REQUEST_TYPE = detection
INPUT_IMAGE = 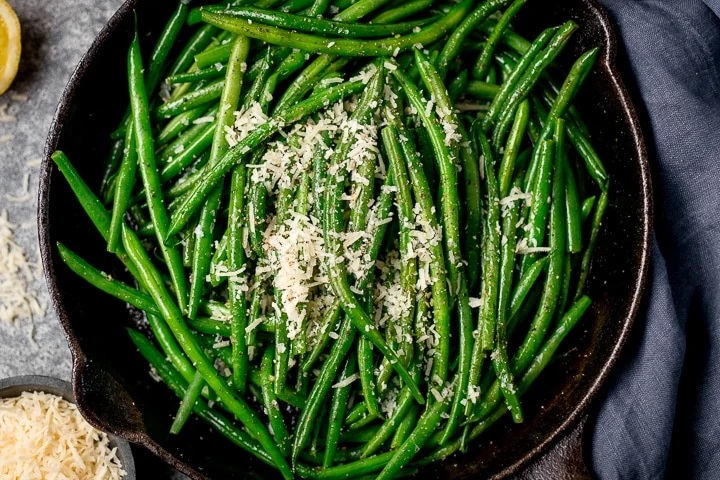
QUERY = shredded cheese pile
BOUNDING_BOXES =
[0,391,126,479]
[217,93,459,383]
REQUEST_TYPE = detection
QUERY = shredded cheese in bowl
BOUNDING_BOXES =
[0,391,127,479]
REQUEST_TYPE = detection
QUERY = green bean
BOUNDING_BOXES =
[234,0,331,115]
[228,169,250,391]
[357,337,381,418]
[201,0,472,57]
[273,54,342,115]
[167,24,219,79]
[439,275,473,442]
[247,159,268,259]
[188,317,232,337]
[457,120,482,290]
[542,49,599,143]
[56,243,160,317]
[156,79,225,120]
[272,187,293,396]
[564,150,583,253]
[99,138,124,205]
[156,104,213,147]
[207,229,228,286]
[473,0,526,81]
[435,0,511,78]
[581,195,597,223]
[279,0,314,12]
[200,5,431,37]
[157,115,212,166]
[480,26,559,133]
[182,224,198,269]
[391,402,418,449]
[160,122,216,183]
[380,124,416,365]
[523,294,593,383]
[519,139,554,272]
[556,252,573,320]
[307,0,332,15]
[492,175,524,423]
[261,345,292,456]
[334,0,391,21]
[329,0,356,11]
[486,63,499,84]
[166,64,226,85]
[324,354,357,467]
[345,402,368,426]
[297,451,395,479]
[506,257,547,335]
[144,309,196,386]
[55,154,171,389]
[448,70,468,105]
[196,43,233,70]
[465,80,500,100]
[146,1,189,95]
[302,303,342,373]
[575,185,608,300]
[566,120,608,188]
[170,370,205,434]
[167,79,366,238]
[128,29,189,312]
[120,224,292,479]
[347,410,379,431]
[476,128,501,352]
[372,0,432,24]
[498,99,530,197]
[127,330,278,468]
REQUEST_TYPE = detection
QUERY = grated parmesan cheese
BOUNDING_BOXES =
[0,104,17,122]
[0,391,126,479]
[0,210,45,325]
[332,373,359,389]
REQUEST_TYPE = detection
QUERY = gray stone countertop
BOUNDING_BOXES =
[0,0,185,477]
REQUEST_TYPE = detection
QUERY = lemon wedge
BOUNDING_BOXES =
[0,0,21,95]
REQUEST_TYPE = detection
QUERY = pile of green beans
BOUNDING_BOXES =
[52,0,609,478]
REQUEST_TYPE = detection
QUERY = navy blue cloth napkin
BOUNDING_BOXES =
[590,1,720,478]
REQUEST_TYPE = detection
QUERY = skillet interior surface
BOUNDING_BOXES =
[40,0,652,478]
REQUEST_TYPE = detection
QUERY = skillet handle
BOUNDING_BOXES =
[74,359,146,439]
[513,415,594,480]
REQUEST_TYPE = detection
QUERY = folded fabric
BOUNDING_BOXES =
[591,1,720,478]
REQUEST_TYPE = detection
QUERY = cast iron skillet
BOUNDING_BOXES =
[39,0,652,478]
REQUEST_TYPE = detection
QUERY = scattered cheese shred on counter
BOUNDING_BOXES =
[0,391,126,479]
[0,210,45,324]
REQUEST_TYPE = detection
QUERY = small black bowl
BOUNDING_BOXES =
[0,375,136,479]
[39,0,652,478]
